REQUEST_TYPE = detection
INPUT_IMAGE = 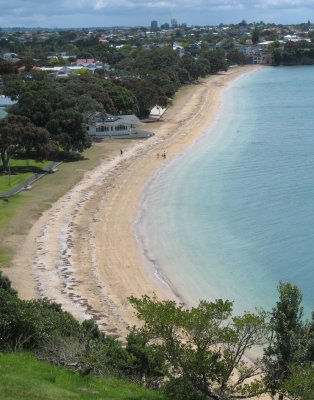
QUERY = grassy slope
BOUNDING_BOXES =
[0,352,165,400]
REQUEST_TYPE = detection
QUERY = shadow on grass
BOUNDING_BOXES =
[63,154,89,163]
[0,166,46,175]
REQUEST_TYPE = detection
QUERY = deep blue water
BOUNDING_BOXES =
[137,66,314,317]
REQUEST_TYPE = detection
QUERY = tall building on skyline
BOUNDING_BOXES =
[171,18,178,28]
[150,20,158,31]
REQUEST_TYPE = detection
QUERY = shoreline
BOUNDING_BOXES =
[9,65,262,339]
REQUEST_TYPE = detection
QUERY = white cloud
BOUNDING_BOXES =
[0,0,312,27]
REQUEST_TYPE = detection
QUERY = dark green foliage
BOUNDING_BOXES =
[11,88,76,126]
[46,109,91,152]
[273,40,314,65]
[11,88,91,154]
[282,363,314,400]
[0,287,80,351]
[62,78,116,114]
[0,114,49,171]
[201,49,228,73]
[251,26,261,45]
[0,271,17,296]
[126,327,166,385]
[93,78,139,115]
[80,333,131,377]
[164,377,207,400]
[227,49,247,65]
[262,282,306,399]
[305,311,314,361]
[123,78,167,117]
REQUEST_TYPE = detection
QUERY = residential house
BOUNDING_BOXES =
[252,51,274,65]
[0,95,18,108]
[86,114,154,139]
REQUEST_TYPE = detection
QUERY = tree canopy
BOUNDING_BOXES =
[129,295,268,400]
[0,115,49,171]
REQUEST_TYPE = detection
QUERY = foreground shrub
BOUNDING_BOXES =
[0,288,80,351]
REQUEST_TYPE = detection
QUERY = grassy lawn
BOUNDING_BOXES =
[0,159,50,194]
[0,352,165,400]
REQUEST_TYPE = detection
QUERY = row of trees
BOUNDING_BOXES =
[0,269,313,400]
[274,40,314,65]
[0,45,228,171]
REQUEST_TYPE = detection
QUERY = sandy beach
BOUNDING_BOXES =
[8,65,261,340]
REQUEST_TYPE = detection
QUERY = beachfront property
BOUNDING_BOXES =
[149,105,166,120]
[252,51,274,64]
[0,95,18,108]
[86,114,154,139]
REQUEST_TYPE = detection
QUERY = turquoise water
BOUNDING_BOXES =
[137,66,314,317]
[0,109,7,119]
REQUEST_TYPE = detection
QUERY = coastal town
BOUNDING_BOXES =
[1,16,314,400]
[1,19,314,72]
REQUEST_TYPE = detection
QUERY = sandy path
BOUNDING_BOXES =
[11,65,261,339]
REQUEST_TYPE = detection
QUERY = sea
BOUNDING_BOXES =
[136,66,314,318]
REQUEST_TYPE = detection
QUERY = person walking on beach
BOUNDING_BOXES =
[120,149,123,156]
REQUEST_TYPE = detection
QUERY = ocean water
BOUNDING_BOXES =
[0,109,7,119]
[136,66,314,317]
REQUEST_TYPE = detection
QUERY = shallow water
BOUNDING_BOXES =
[137,66,314,317]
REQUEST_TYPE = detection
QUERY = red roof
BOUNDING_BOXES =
[76,58,95,64]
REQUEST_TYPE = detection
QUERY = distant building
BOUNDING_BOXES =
[171,18,178,28]
[161,22,170,30]
[151,20,158,31]
[2,52,18,61]
[252,51,274,65]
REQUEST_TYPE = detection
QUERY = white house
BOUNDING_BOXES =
[0,95,18,108]
[86,114,154,139]
[149,105,166,120]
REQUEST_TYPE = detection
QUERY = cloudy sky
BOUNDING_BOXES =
[0,0,313,28]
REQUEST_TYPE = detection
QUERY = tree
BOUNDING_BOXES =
[94,79,139,115]
[46,109,91,153]
[124,78,167,117]
[251,27,260,45]
[282,364,314,400]
[227,49,247,65]
[0,115,49,171]
[201,49,228,74]
[262,282,305,400]
[12,88,76,126]
[129,296,268,400]
[0,60,18,75]
[63,79,116,114]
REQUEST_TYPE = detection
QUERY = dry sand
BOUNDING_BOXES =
[9,65,261,339]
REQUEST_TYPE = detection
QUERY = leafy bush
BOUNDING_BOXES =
[0,287,80,351]
[0,271,17,296]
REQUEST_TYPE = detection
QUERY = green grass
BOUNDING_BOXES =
[0,159,50,194]
[0,352,165,400]
[0,195,28,230]
[0,247,13,268]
